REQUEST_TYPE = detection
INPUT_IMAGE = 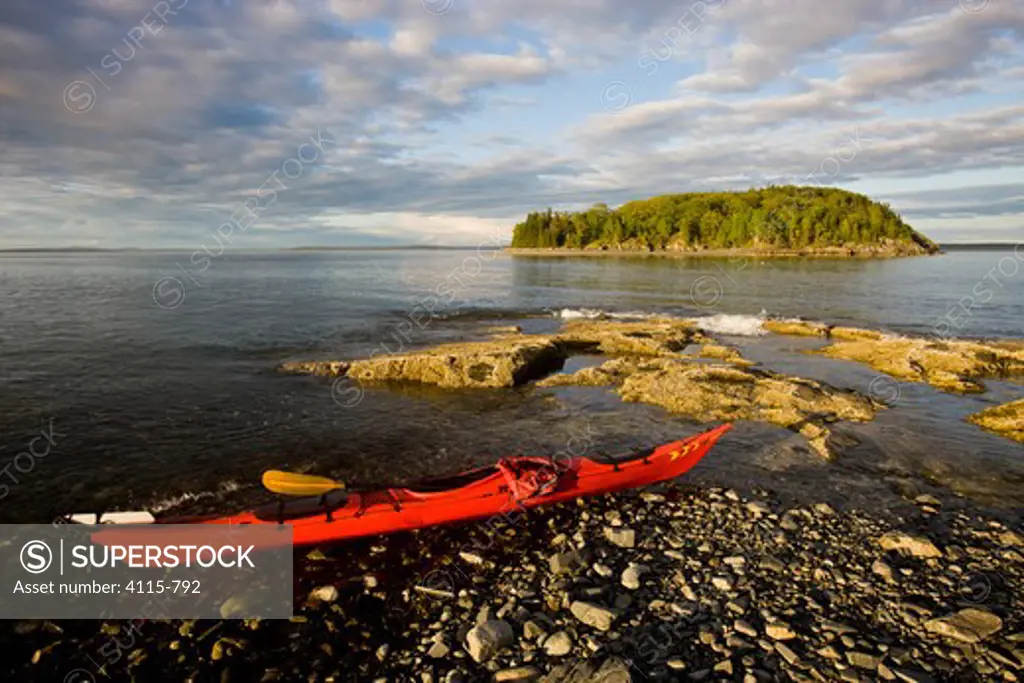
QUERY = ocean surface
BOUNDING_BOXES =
[1,248,1022,523]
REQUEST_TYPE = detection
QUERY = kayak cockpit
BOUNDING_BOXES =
[252,489,349,522]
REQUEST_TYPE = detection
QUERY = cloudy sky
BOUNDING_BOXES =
[1,0,1022,248]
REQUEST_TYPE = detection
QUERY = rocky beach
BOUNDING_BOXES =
[5,482,1022,682]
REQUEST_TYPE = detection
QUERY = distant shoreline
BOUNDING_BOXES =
[504,246,944,259]
[0,245,487,254]
[0,243,1015,254]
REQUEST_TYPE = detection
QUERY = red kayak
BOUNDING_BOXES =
[202,423,730,547]
[89,424,730,549]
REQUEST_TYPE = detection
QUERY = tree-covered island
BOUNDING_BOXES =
[510,186,940,256]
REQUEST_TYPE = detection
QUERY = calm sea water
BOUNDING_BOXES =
[1,248,1021,523]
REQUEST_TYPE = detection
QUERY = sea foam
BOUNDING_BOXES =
[693,312,768,337]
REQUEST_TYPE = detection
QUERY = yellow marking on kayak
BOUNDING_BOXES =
[669,442,698,461]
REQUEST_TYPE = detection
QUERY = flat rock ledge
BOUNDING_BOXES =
[282,337,567,389]
[968,398,1024,444]
[553,318,704,356]
[539,357,880,459]
[761,320,1024,394]
[280,320,705,390]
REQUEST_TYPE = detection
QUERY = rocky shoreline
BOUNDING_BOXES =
[505,245,939,259]
[6,315,1020,682]
[280,316,1024,450]
[6,483,1022,682]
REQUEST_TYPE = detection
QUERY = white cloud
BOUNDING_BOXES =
[0,0,1020,245]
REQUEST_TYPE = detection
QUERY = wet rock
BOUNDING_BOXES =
[488,325,523,336]
[466,620,515,663]
[278,360,350,376]
[554,318,700,356]
[570,601,620,631]
[763,320,830,337]
[877,532,942,558]
[699,344,755,367]
[830,327,884,341]
[968,398,1024,443]
[286,337,567,389]
[816,336,1024,394]
[924,608,1003,643]
[614,360,879,459]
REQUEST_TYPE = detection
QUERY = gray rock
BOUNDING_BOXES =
[846,651,881,670]
[308,585,338,602]
[775,642,800,665]
[570,601,620,631]
[539,656,632,683]
[549,551,582,575]
[460,551,485,566]
[745,501,771,517]
[621,564,649,590]
[817,645,841,660]
[872,560,895,582]
[666,658,686,670]
[820,620,857,635]
[427,640,450,659]
[604,527,636,549]
[893,668,936,683]
[923,608,1002,643]
[877,532,942,558]
[765,623,796,641]
[734,620,757,637]
[543,631,573,657]
[465,620,515,663]
[494,666,541,682]
[523,620,548,641]
[711,576,735,592]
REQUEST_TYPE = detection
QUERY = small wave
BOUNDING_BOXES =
[149,480,241,514]
[557,308,606,320]
[694,312,768,337]
[556,308,662,321]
